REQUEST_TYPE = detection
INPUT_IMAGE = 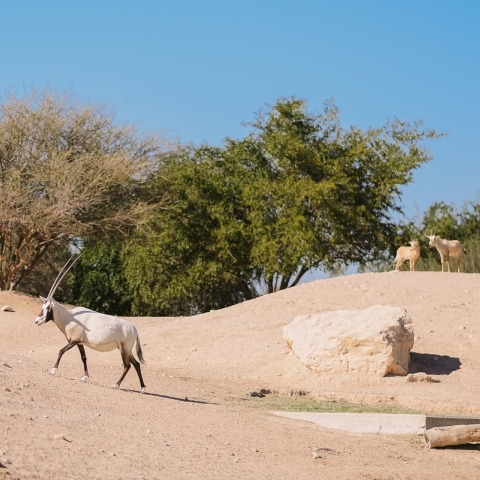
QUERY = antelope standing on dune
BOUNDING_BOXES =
[426,234,467,273]
[34,254,146,393]
[394,240,421,271]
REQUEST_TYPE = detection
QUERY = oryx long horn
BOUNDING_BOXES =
[47,252,85,301]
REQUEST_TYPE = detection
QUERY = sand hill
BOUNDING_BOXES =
[1,271,480,479]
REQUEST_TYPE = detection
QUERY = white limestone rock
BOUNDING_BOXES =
[284,305,414,377]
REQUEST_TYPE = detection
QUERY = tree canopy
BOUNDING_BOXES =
[0,87,168,290]
[100,97,442,315]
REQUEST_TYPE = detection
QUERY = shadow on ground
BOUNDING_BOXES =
[434,443,480,451]
[409,352,461,375]
[123,388,214,404]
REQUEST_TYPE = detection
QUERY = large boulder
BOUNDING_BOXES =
[283,305,414,376]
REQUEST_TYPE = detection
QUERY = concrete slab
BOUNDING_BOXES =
[425,416,480,430]
[272,411,426,435]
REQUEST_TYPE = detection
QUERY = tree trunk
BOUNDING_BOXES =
[238,279,253,301]
[424,424,480,448]
[288,265,309,288]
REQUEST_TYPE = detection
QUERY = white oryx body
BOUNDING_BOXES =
[34,254,146,393]
[427,234,467,273]
[51,303,140,354]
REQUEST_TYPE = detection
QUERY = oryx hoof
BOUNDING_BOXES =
[111,384,120,390]
[49,368,58,376]
[140,387,146,394]
[80,376,89,383]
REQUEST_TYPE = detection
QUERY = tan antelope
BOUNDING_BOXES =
[426,234,467,273]
[394,240,421,271]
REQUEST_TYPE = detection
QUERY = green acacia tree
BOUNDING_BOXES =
[421,202,459,239]
[67,98,443,315]
[121,147,253,315]
[108,97,442,315]
[231,97,441,290]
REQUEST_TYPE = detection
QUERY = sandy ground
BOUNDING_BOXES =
[1,271,480,479]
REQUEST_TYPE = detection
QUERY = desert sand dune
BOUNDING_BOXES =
[1,271,480,479]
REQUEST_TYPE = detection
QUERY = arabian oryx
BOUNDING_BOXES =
[34,253,146,393]
[394,240,421,271]
[426,234,467,273]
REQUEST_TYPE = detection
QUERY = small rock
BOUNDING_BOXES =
[249,391,265,398]
[312,449,323,459]
[405,373,440,383]
[249,388,271,398]
[1,305,14,312]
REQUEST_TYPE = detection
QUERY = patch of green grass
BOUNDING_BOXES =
[241,393,424,415]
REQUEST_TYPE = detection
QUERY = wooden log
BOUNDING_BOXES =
[424,423,480,448]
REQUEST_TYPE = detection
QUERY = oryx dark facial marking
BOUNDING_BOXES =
[35,298,54,325]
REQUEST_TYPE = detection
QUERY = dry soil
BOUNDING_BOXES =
[1,271,480,479]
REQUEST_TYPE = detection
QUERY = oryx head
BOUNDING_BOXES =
[35,297,54,325]
[34,252,84,326]
[425,233,436,246]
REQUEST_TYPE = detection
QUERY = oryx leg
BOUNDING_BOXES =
[112,348,146,394]
[112,349,131,390]
[50,341,78,375]
[130,355,146,393]
[78,344,89,382]
[446,253,451,272]
[439,253,445,272]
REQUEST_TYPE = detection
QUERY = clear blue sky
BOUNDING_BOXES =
[1,0,479,220]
